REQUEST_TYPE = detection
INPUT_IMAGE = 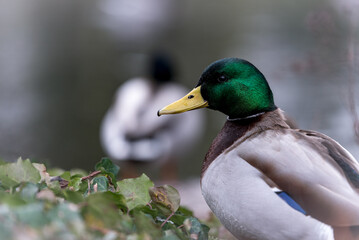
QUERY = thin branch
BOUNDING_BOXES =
[161,212,175,228]
[81,170,101,181]
[87,179,91,194]
[177,224,185,229]
[146,200,153,210]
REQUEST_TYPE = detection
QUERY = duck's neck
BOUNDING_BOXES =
[201,108,289,178]
[227,111,266,121]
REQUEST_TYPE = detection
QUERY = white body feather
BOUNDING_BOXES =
[201,148,334,240]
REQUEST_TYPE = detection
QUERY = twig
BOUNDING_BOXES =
[146,200,153,210]
[81,170,101,181]
[59,180,69,189]
[87,179,91,194]
[177,224,184,229]
[161,212,175,228]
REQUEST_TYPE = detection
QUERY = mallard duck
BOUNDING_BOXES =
[100,55,204,179]
[158,58,359,240]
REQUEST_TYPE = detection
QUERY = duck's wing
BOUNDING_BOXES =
[296,129,359,188]
[236,128,359,226]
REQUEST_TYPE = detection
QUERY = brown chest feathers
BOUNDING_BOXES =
[201,109,290,178]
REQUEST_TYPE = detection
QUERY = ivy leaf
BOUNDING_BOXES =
[82,192,127,228]
[47,179,63,197]
[161,224,188,240]
[177,206,193,217]
[0,157,215,239]
[60,171,71,181]
[0,158,41,188]
[0,191,26,207]
[92,176,108,192]
[95,158,120,177]
[161,230,182,240]
[19,182,39,201]
[183,217,209,240]
[67,177,82,191]
[95,158,120,189]
[47,203,84,231]
[69,169,87,177]
[63,190,84,204]
[83,176,109,196]
[32,163,50,184]
[149,185,180,216]
[117,174,154,211]
[133,211,162,238]
[0,206,13,239]
[169,206,195,226]
[14,202,48,228]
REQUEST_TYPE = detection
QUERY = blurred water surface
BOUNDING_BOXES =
[0,0,358,178]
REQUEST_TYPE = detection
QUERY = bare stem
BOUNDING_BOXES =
[87,179,91,194]
[81,170,101,181]
[161,212,175,228]
[146,200,153,210]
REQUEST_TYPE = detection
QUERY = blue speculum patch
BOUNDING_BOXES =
[276,191,307,215]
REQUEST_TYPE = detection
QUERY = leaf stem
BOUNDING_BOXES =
[146,200,153,209]
[87,179,91,194]
[161,212,175,228]
[81,170,101,181]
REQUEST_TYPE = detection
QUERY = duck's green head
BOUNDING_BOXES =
[158,58,277,119]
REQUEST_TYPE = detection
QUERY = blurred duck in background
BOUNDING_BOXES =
[100,54,205,180]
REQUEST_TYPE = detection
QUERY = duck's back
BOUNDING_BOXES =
[236,126,359,227]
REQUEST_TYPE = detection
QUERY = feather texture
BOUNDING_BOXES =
[201,109,359,239]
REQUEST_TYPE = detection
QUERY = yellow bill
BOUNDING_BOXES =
[158,86,208,116]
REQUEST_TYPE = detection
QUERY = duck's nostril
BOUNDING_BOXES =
[188,95,194,99]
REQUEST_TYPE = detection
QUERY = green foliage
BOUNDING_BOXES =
[95,157,120,177]
[0,158,40,188]
[0,158,211,240]
[117,173,154,211]
[149,185,181,215]
[95,157,119,188]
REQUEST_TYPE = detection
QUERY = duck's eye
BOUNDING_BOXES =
[217,75,228,82]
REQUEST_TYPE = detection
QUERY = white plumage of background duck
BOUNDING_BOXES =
[158,58,359,240]
[100,55,204,179]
